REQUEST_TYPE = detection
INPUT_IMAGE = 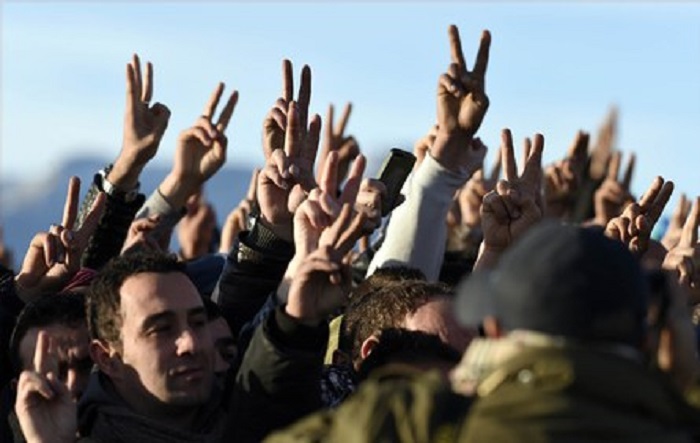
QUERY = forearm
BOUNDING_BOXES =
[79,173,145,270]
[368,153,470,280]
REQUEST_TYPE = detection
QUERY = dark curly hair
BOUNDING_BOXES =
[86,250,185,347]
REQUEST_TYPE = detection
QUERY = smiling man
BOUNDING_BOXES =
[80,251,224,442]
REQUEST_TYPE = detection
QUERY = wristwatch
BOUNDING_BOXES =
[97,165,140,203]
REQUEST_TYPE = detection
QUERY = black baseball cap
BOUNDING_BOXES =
[456,222,649,346]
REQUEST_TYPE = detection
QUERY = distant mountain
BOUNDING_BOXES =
[1,156,257,270]
[1,150,391,271]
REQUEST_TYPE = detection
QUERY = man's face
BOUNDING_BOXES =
[19,323,91,399]
[404,297,476,353]
[114,271,214,408]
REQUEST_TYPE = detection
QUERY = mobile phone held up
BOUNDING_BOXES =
[376,148,416,217]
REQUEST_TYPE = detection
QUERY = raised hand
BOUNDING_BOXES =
[121,214,164,255]
[15,331,77,443]
[177,191,218,260]
[662,197,700,303]
[293,151,365,259]
[262,59,312,160]
[432,25,490,175]
[544,130,589,219]
[605,176,674,257]
[437,25,490,140]
[593,151,636,226]
[662,194,691,251]
[285,204,366,327]
[458,138,500,230]
[15,177,106,301]
[219,168,259,253]
[258,100,321,241]
[110,54,171,189]
[480,129,544,253]
[160,82,239,209]
[315,103,360,189]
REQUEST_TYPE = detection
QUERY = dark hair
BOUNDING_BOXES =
[357,328,462,381]
[87,251,186,346]
[339,278,452,364]
[9,292,86,374]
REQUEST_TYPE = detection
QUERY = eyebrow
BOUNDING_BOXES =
[141,311,176,333]
[140,307,208,332]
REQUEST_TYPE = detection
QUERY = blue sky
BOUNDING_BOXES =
[2,2,699,202]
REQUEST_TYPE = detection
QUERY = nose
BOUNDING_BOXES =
[175,327,200,356]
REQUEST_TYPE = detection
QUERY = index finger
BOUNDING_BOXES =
[647,180,674,226]
[638,176,663,213]
[61,176,81,230]
[215,89,239,132]
[297,65,312,128]
[680,197,700,246]
[33,331,58,376]
[448,25,467,71]
[340,154,366,206]
[202,82,225,120]
[284,101,301,158]
[568,130,589,162]
[335,102,352,136]
[501,129,517,181]
[282,59,293,102]
[319,151,339,197]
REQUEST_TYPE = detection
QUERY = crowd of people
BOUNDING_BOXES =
[1,23,699,442]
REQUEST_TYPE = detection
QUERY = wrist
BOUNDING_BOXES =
[259,214,293,243]
[109,156,145,190]
[159,173,196,210]
[431,133,479,175]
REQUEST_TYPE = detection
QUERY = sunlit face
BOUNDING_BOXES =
[114,272,214,410]
[404,297,476,353]
[19,323,92,400]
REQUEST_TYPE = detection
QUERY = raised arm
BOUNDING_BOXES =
[368,25,490,280]
[78,54,170,270]
[474,129,545,270]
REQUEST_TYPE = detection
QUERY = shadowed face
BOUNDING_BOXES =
[19,322,92,400]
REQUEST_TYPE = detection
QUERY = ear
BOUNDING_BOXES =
[482,316,504,338]
[89,340,122,379]
[360,334,380,361]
